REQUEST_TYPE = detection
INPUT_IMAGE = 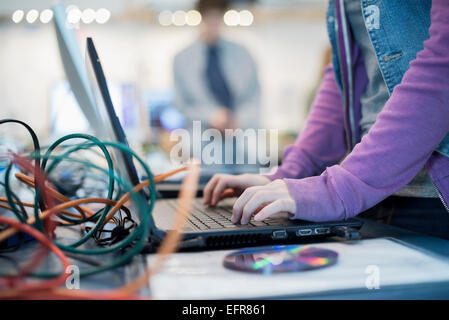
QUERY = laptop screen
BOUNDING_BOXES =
[85,37,141,189]
[52,4,102,136]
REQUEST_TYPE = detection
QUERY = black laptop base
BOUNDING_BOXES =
[143,219,363,253]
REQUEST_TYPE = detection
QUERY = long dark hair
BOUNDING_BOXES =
[195,0,230,14]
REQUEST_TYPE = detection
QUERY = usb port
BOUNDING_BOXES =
[314,227,330,235]
[296,229,313,236]
[272,230,288,239]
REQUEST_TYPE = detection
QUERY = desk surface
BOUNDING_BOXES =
[3,216,449,299]
[145,237,449,299]
[142,219,449,299]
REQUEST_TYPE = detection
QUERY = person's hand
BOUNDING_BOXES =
[203,174,271,206]
[208,107,236,131]
[231,179,296,225]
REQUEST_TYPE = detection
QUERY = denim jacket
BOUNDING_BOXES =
[325,0,449,209]
[327,0,435,147]
[268,0,449,221]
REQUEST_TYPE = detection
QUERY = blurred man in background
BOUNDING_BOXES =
[173,0,261,132]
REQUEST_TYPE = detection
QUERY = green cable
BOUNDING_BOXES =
[0,125,159,278]
[0,139,156,279]
[0,119,42,226]
[25,154,116,226]
[4,163,26,223]
[45,141,123,201]
[41,134,115,248]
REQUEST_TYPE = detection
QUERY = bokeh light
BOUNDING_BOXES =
[95,8,111,24]
[159,10,173,26]
[67,7,82,24]
[172,10,186,26]
[81,8,96,24]
[11,10,24,23]
[39,9,53,24]
[239,10,254,26]
[186,10,201,26]
[223,10,240,26]
[25,9,39,24]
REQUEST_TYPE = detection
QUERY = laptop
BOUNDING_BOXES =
[52,4,103,138]
[85,37,362,250]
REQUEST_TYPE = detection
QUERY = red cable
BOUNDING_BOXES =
[0,216,70,297]
[8,154,59,279]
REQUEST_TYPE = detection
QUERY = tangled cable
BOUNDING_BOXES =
[0,119,198,299]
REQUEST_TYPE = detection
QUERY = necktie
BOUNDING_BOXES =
[205,45,233,110]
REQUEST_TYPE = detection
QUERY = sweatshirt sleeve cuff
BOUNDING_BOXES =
[283,168,347,222]
[264,169,286,181]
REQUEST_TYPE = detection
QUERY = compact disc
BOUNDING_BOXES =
[223,245,338,274]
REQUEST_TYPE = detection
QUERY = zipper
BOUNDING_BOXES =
[335,0,357,150]
[339,0,357,149]
[431,179,449,213]
[334,15,351,149]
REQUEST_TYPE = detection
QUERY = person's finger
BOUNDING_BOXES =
[211,176,239,206]
[231,186,261,223]
[219,188,236,200]
[240,191,282,224]
[203,175,220,204]
[254,199,295,221]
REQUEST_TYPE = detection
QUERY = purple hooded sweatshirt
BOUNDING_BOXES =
[267,0,449,222]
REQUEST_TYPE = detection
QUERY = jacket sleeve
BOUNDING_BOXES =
[233,47,261,130]
[285,0,449,222]
[173,54,221,124]
[267,64,347,180]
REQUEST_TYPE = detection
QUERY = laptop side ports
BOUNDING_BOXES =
[296,229,313,236]
[271,230,288,240]
[314,227,331,235]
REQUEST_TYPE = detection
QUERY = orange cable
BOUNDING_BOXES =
[0,216,70,299]
[0,164,193,299]
[12,163,198,300]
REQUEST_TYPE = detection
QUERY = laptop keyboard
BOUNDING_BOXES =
[165,198,282,230]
